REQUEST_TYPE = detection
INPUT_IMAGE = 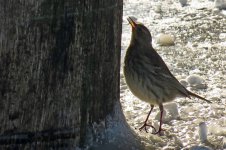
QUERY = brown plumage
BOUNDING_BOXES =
[123,17,211,134]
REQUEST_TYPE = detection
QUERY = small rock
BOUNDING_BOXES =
[192,43,198,47]
[177,62,186,67]
[156,33,175,46]
[199,122,208,143]
[186,74,207,89]
[164,102,180,118]
[210,55,218,61]
[219,33,226,40]
[154,4,162,13]
[223,137,226,149]
[214,0,226,9]
[179,0,188,6]
[212,8,221,14]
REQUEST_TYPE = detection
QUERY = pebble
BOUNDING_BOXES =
[214,0,226,9]
[179,0,188,6]
[212,8,221,14]
[164,102,180,118]
[223,137,226,149]
[199,122,208,143]
[186,74,207,89]
[154,3,162,13]
[156,33,175,46]
[210,55,218,61]
[219,33,226,40]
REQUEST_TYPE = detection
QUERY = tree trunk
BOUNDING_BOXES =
[0,0,143,149]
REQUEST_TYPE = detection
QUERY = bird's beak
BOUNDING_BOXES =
[127,17,137,29]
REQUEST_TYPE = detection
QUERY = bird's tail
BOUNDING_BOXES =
[187,90,212,103]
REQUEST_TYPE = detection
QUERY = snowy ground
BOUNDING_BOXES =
[120,0,226,149]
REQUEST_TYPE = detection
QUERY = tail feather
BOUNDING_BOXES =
[187,90,212,103]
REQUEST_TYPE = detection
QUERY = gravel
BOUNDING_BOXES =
[120,0,226,149]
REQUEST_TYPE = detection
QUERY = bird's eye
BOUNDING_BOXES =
[138,27,145,32]
[137,27,142,31]
[137,26,145,33]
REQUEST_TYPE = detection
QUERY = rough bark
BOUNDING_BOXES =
[0,0,143,149]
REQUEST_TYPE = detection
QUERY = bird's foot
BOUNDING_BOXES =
[152,128,165,135]
[139,123,156,133]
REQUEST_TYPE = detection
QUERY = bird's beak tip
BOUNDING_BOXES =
[127,17,137,28]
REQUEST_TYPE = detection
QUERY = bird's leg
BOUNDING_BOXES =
[139,104,156,133]
[153,104,165,135]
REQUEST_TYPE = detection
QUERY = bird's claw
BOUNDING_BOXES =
[152,128,165,135]
[139,123,156,133]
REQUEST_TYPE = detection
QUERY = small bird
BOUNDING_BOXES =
[123,17,211,135]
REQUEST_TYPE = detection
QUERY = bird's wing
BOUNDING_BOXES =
[140,49,190,97]
[144,51,211,103]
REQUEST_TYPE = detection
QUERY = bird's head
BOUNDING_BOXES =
[127,17,152,45]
